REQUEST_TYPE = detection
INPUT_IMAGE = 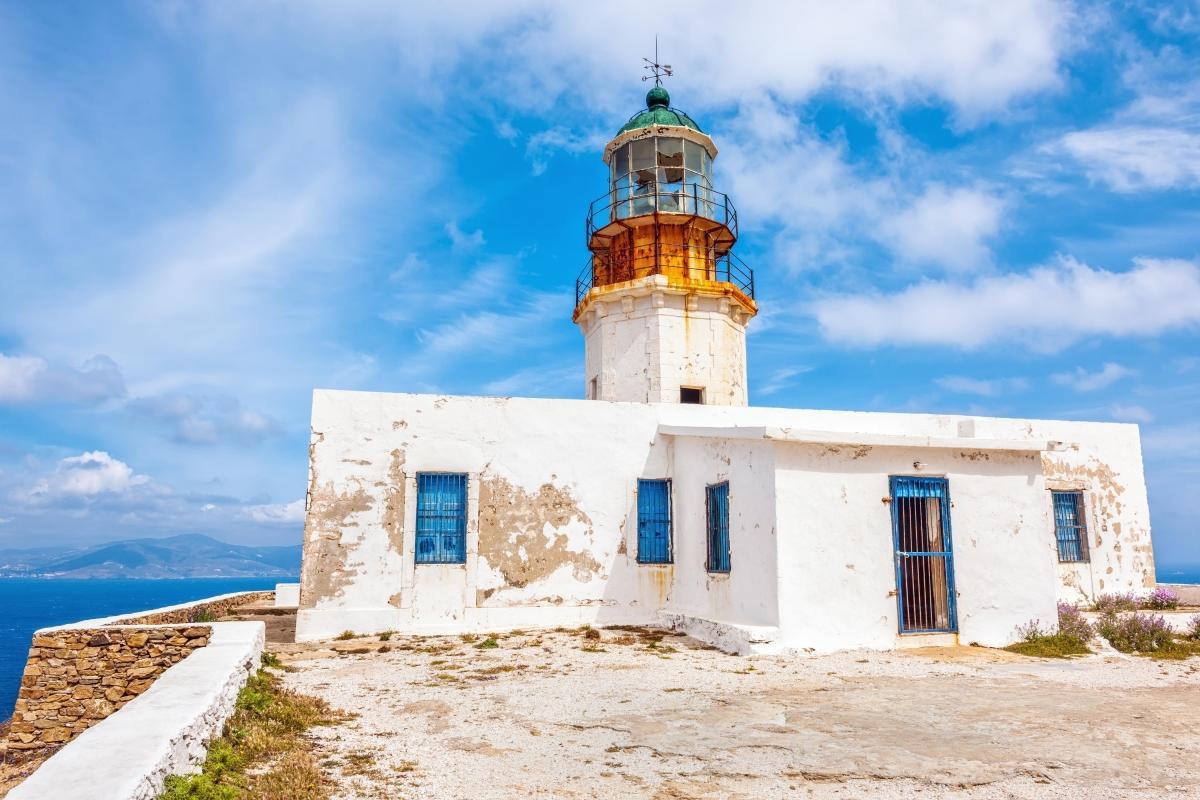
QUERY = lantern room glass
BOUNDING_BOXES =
[609,136,714,220]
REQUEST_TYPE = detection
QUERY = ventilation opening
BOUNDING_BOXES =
[589,377,598,400]
[679,387,704,404]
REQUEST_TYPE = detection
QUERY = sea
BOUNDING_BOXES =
[0,577,290,720]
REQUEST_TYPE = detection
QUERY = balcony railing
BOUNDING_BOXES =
[586,182,739,244]
[575,246,756,307]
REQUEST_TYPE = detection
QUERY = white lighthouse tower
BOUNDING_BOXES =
[573,82,757,406]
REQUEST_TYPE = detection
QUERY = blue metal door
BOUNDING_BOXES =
[636,479,672,564]
[890,476,957,633]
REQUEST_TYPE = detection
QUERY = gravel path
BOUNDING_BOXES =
[278,627,1200,799]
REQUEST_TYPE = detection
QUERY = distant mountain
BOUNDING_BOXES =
[0,534,301,579]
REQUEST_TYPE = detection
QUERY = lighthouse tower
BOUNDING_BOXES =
[573,83,757,406]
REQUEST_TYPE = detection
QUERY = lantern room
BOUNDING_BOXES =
[575,86,755,318]
[573,83,758,407]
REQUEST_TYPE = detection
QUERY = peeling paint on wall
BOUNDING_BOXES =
[300,479,373,607]
[383,448,407,559]
[1042,453,1155,589]
[477,475,602,595]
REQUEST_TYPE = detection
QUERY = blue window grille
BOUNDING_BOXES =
[706,482,730,573]
[889,476,958,634]
[415,473,467,564]
[1052,490,1089,562]
[636,479,672,564]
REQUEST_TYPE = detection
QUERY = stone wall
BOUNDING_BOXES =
[112,591,273,626]
[5,626,210,757]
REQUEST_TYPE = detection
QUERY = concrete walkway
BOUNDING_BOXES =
[279,627,1200,799]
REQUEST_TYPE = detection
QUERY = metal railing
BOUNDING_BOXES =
[586,182,739,243]
[574,245,756,306]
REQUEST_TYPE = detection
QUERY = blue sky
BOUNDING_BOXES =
[0,2,1197,570]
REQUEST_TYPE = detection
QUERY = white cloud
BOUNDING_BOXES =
[126,392,283,446]
[245,498,306,524]
[813,256,1200,349]
[445,222,485,252]
[0,354,125,406]
[525,127,608,175]
[27,451,149,499]
[935,376,1029,396]
[1110,404,1154,423]
[880,185,1005,271]
[1051,362,1134,392]
[1052,126,1200,192]
[720,98,1006,273]
[180,2,1068,119]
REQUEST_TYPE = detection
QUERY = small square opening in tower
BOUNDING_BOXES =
[679,387,704,404]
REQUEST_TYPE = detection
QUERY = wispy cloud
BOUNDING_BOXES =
[1051,362,1134,392]
[935,376,1029,396]
[0,354,125,406]
[1110,404,1154,423]
[756,366,813,398]
[813,257,1200,349]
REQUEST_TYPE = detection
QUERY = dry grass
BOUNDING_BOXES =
[1004,634,1091,659]
[158,669,351,800]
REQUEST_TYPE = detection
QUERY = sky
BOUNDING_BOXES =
[0,1,1197,570]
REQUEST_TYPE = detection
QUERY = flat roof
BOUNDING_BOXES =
[656,424,1068,453]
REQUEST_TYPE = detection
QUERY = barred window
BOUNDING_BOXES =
[1051,490,1089,563]
[415,473,467,564]
[706,482,730,573]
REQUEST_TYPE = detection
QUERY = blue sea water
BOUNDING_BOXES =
[0,578,289,720]
[1157,565,1200,585]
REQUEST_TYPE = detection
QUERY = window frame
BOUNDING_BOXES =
[414,472,468,565]
[705,481,731,573]
[1051,489,1090,563]
[636,478,673,565]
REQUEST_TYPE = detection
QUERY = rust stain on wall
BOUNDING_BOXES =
[476,475,602,597]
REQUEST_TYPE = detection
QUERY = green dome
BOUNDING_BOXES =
[617,86,704,135]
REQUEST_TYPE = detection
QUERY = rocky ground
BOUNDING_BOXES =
[277,626,1200,799]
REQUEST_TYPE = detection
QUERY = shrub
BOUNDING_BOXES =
[1187,614,1200,640]
[334,630,356,641]
[1142,587,1180,610]
[1093,592,1137,613]
[1056,602,1094,641]
[190,608,217,623]
[474,637,499,649]
[1006,603,1092,658]
[1095,611,1172,653]
[378,630,394,641]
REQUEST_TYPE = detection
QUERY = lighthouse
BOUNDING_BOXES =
[573,84,757,406]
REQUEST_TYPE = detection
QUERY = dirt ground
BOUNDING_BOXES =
[278,627,1200,800]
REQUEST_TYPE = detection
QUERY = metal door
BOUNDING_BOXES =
[890,476,957,633]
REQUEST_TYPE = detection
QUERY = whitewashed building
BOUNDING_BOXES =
[297,86,1156,653]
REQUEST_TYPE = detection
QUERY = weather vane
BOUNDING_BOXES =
[642,37,672,86]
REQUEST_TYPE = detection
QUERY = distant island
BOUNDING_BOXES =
[0,533,301,579]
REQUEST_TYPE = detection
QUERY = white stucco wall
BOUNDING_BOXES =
[298,391,1154,652]
[579,277,751,405]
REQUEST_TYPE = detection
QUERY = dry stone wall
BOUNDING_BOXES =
[112,591,272,625]
[6,626,211,757]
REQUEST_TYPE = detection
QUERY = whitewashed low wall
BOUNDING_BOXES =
[8,599,265,800]
[274,582,300,606]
